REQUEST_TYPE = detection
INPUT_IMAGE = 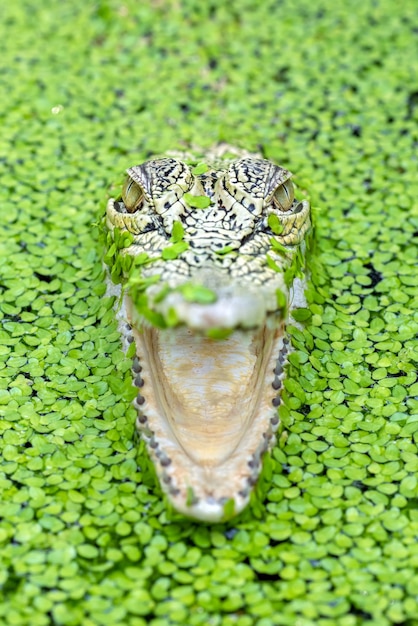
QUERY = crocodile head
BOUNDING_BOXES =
[104,145,311,521]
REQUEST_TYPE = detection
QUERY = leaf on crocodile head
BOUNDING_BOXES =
[138,303,167,328]
[266,254,283,273]
[165,307,179,327]
[205,327,234,340]
[179,283,217,304]
[192,163,209,175]
[119,231,135,249]
[128,275,161,291]
[269,237,288,256]
[134,252,157,267]
[171,220,185,243]
[161,241,189,260]
[215,245,236,256]
[183,193,211,209]
[153,284,172,304]
[112,227,134,250]
[276,288,288,316]
[267,213,283,235]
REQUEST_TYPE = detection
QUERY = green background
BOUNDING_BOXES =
[1,1,417,624]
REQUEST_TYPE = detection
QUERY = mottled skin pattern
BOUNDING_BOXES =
[106,147,310,319]
[105,145,311,521]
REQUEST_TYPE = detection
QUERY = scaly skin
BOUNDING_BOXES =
[103,144,311,522]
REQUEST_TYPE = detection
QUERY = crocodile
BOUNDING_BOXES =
[103,144,311,522]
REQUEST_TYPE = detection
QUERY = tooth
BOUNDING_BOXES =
[132,357,141,373]
[136,394,145,406]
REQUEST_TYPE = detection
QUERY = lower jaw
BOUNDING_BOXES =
[124,297,289,522]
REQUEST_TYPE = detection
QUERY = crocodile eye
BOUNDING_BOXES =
[122,176,144,213]
[273,179,294,211]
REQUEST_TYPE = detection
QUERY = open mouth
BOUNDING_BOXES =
[119,295,290,522]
